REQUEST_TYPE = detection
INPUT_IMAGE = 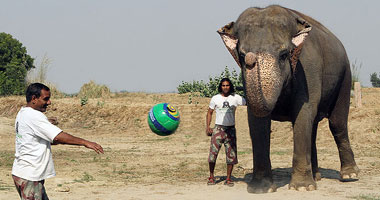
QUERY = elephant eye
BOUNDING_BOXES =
[279,50,289,61]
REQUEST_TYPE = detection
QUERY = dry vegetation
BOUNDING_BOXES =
[0,88,379,200]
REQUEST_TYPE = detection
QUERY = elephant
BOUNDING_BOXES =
[217,5,359,193]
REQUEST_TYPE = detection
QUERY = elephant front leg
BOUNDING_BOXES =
[247,112,276,193]
[311,121,321,181]
[289,106,317,191]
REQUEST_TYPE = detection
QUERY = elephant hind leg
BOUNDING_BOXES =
[328,67,359,181]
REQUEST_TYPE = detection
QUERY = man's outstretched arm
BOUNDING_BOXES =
[53,132,104,154]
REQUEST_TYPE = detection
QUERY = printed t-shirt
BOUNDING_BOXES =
[209,93,246,126]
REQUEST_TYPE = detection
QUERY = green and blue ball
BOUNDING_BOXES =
[147,103,180,136]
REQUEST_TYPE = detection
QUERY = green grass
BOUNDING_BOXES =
[0,151,14,167]
[0,184,13,191]
[73,172,95,183]
[271,150,288,156]
[351,194,380,200]
[155,137,170,142]
[238,150,251,155]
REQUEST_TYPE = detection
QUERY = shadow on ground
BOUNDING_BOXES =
[230,167,342,188]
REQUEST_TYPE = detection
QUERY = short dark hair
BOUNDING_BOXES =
[218,78,235,94]
[26,83,50,102]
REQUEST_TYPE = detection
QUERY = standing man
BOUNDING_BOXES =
[206,78,246,187]
[12,83,104,200]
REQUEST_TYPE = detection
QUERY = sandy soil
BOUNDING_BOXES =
[0,89,380,200]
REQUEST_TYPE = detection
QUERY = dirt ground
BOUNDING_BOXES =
[0,88,380,200]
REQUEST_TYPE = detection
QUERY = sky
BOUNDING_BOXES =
[1,0,379,93]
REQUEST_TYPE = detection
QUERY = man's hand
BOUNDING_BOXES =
[206,108,214,136]
[206,127,213,136]
[84,141,104,154]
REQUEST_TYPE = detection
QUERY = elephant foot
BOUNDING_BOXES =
[289,174,317,191]
[313,171,321,181]
[340,165,359,182]
[247,177,276,193]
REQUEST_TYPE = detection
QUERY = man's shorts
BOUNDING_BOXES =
[208,125,238,165]
[12,175,49,200]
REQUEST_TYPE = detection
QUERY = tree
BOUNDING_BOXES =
[0,32,35,95]
[177,66,244,98]
[370,72,380,87]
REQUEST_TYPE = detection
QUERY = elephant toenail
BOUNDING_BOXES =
[297,186,307,191]
[342,174,350,179]
[308,185,316,191]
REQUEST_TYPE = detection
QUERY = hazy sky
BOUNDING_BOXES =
[1,0,379,93]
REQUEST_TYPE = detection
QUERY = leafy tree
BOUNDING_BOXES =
[177,66,244,98]
[0,32,35,95]
[370,72,380,87]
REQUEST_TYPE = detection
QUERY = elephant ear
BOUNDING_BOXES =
[290,18,312,73]
[217,22,241,68]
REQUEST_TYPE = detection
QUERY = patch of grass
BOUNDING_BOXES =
[351,193,380,200]
[112,164,135,175]
[194,166,208,179]
[271,150,288,156]
[134,118,142,128]
[73,172,95,183]
[92,156,111,167]
[358,148,380,157]
[0,151,14,167]
[151,95,161,103]
[155,137,170,142]
[0,184,13,191]
[97,100,105,107]
[178,161,188,168]
[80,95,88,106]
[238,150,251,155]
[67,158,77,163]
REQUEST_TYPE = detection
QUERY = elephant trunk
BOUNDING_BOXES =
[244,52,283,117]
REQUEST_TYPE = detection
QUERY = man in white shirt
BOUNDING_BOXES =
[206,78,246,187]
[12,83,104,200]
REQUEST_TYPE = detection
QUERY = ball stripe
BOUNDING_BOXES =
[148,107,171,134]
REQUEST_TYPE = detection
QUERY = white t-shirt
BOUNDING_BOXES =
[209,93,246,126]
[12,107,62,181]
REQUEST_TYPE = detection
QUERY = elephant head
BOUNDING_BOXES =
[218,7,312,117]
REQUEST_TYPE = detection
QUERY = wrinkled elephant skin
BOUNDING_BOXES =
[218,5,359,193]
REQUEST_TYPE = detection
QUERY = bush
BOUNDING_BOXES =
[177,66,244,98]
[78,80,111,98]
[350,59,362,89]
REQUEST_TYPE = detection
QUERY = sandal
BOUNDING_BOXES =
[207,177,216,185]
[224,178,234,187]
